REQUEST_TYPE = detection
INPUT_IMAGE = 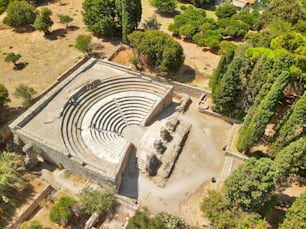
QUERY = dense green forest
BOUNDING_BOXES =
[206,0,305,228]
[210,0,305,153]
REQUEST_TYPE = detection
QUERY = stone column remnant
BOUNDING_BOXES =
[23,143,39,169]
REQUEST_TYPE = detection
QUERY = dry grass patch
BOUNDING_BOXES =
[0,0,118,108]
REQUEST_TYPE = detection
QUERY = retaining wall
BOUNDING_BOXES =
[9,185,54,228]
[14,128,117,191]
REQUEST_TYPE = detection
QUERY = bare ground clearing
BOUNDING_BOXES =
[1,0,219,109]
[0,0,119,108]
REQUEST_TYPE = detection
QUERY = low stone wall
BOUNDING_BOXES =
[101,59,209,97]
[200,109,242,125]
[108,44,129,61]
[225,124,248,161]
[114,194,138,211]
[9,185,54,228]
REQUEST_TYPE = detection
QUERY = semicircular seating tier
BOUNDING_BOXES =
[60,76,169,168]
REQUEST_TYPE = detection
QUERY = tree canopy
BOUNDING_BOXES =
[82,0,141,41]
[201,190,266,229]
[4,0,36,28]
[274,137,306,180]
[0,152,25,210]
[80,188,114,215]
[151,0,176,14]
[75,34,92,55]
[271,90,306,154]
[215,4,237,18]
[126,210,188,229]
[14,84,36,108]
[224,157,276,212]
[279,191,306,229]
[262,0,305,25]
[128,30,184,72]
[237,71,290,151]
[49,196,76,225]
[0,84,10,110]
[34,7,53,35]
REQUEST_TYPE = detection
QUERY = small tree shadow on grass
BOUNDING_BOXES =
[155,9,181,18]
[13,62,28,70]
[169,64,196,83]
[14,26,35,34]
[67,25,80,31]
[45,28,67,40]
[0,106,25,126]
[0,183,35,227]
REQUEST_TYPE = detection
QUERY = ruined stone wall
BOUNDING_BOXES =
[14,129,118,191]
[143,87,173,126]
[9,185,54,228]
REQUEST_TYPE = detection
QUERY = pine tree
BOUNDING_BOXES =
[224,157,276,212]
[274,137,306,180]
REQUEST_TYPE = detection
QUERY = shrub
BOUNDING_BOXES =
[151,0,176,13]
[0,84,10,109]
[13,84,36,108]
[75,34,92,55]
[80,188,113,215]
[4,0,36,28]
[59,14,73,29]
[34,7,53,35]
[49,196,76,225]
[128,30,184,72]
[215,4,237,18]
[4,52,21,66]
[20,220,42,229]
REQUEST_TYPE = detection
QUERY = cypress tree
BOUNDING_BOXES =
[237,71,290,151]
[238,54,294,151]
[211,49,234,101]
[271,91,306,154]
[213,55,248,115]
[120,0,142,43]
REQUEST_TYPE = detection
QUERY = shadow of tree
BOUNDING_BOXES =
[13,62,28,71]
[155,9,181,18]
[0,183,35,227]
[0,106,25,126]
[67,25,80,31]
[45,28,67,40]
[13,26,35,34]
[170,64,196,83]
